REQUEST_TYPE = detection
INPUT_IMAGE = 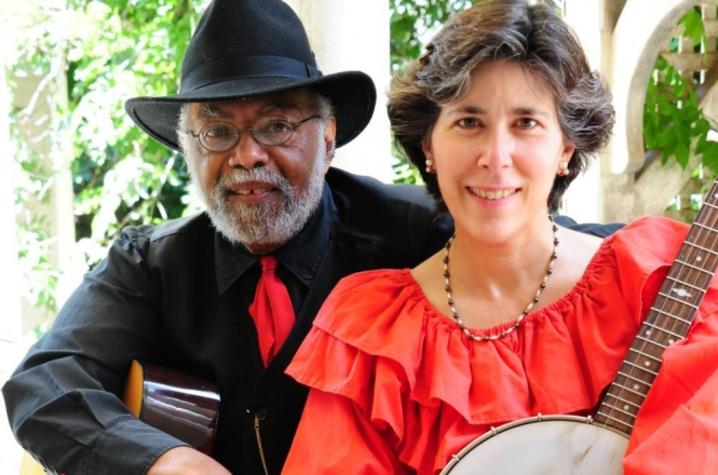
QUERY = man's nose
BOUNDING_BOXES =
[227,132,270,169]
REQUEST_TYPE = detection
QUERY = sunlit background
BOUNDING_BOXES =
[2,0,718,472]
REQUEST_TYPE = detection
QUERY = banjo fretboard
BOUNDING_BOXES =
[594,179,718,435]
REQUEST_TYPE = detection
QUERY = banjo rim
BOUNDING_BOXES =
[441,414,629,474]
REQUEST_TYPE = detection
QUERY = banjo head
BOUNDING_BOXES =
[441,415,628,475]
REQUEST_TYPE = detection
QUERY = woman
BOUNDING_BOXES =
[282,1,718,473]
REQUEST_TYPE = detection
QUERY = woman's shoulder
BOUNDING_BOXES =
[287,268,431,403]
[607,216,689,271]
[312,268,427,338]
[318,268,418,312]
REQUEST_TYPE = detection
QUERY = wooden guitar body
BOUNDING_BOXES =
[23,360,221,473]
[441,415,627,475]
[123,360,221,455]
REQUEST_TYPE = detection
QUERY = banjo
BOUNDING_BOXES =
[442,181,718,475]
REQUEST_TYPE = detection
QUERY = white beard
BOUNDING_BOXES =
[189,152,327,251]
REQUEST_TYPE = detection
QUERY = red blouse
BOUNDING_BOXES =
[283,217,718,474]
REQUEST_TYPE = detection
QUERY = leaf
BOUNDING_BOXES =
[701,142,718,173]
[678,7,704,48]
[674,140,691,169]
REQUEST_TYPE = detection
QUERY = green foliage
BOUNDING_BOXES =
[11,0,205,271]
[644,8,718,175]
[63,0,203,263]
[9,0,206,313]
[678,7,705,48]
[389,0,473,74]
[13,140,62,313]
[643,56,707,169]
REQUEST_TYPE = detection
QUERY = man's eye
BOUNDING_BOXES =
[204,124,232,138]
[263,120,292,134]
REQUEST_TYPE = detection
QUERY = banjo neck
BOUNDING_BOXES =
[594,179,718,436]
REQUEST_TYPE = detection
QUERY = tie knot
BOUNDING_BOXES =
[259,255,278,272]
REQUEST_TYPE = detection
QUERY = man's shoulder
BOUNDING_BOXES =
[115,212,213,250]
[326,167,434,210]
[147,212,211,242]
[326,167,450,250]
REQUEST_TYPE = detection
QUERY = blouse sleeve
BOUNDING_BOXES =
[623,305,718,474]
[282,389,408,474]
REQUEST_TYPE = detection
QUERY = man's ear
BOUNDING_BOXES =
[323,116,337,171]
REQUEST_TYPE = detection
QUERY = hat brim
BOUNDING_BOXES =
[125,71,376,151]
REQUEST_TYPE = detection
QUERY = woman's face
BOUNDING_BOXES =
[423,60,575,245]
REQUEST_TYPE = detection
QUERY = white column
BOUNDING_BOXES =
[562,0,605,222]
[0,30,25,475]
[0,20,23,355]
[287,0,393,182]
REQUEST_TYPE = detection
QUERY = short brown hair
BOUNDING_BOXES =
[388,0,615,212]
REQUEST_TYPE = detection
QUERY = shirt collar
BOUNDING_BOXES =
[214,183,336,294]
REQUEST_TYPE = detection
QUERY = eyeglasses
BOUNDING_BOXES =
[188,114,323,152]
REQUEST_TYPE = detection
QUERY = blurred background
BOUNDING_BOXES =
[2,0,718,472]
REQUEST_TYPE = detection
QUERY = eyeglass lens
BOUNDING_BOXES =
[198,116,319,152]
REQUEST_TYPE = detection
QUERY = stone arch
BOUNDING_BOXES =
[603,0,718,221]
[611,0,717,174]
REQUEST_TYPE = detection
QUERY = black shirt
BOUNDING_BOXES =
[3,168,451,475]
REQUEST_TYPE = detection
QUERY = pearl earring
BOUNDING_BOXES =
[425,159,434,173]
[558,161,569,176]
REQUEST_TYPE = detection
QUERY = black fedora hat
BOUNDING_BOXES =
[125,0,376,151]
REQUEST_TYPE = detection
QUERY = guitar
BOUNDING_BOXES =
[21,360,220,474]
[123,359,221,455]
[441,181,718,474]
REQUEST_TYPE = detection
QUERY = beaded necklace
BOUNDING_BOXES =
[442,216,559,342]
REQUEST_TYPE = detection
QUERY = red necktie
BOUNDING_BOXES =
[248,256,296,367]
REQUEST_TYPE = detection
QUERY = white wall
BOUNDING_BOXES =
[562,0,605,222]
[286,0,394,182]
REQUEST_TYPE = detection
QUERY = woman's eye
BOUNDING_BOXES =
[516,118,538,129]
[457,117,480,128]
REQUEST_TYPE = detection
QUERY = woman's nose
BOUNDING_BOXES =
[476,128,512,170]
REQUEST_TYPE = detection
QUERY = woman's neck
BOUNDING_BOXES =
[450,216,555,291]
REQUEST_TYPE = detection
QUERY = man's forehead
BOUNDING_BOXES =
[190,89,316,117]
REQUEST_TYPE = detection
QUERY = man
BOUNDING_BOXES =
[3,1,451,474]
[3,1,619,474]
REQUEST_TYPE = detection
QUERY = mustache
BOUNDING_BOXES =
[217,167,291,191]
